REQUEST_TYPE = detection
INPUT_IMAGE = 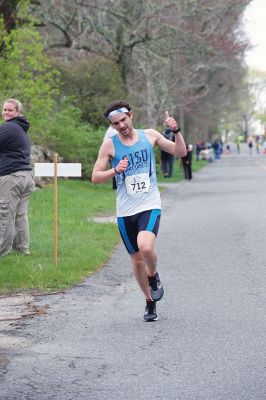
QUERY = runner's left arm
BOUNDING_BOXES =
[150,111,187,157]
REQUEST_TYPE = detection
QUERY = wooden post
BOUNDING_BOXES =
[53,153,58,268]
[34,159,82,268]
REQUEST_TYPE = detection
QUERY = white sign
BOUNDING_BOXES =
[34,163,82,177]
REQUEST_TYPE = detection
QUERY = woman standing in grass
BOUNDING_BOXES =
[92,100,186,322]
[0,99,35,256]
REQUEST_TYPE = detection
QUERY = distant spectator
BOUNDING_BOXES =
[225,144,231,155]
[247,138,253,155]
[195,141,203,161]
[255,136,260,154]
[181,144,193,180]
[213,139,222,160]
[160,128,175,177]
[236,136,241,154]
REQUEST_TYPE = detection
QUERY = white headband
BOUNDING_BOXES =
[107,107,129,121]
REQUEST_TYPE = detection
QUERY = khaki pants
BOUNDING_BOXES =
[0,171,35,256]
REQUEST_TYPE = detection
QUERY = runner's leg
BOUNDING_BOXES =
[130,251,151,299]
[137,230,157,277]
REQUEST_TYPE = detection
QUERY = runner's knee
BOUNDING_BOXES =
[138,242,154,258]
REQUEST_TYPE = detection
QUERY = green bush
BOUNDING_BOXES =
[43,100,105,179]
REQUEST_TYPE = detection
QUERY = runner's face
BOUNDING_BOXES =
[2,102,19,121]
[110,112,133,136]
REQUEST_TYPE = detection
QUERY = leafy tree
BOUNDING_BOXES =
[0,9,109,177]
[0,18,59,141]
[247,69,266,132]
[0,0,21,32]
[57,57,126,126]
[30,0,251,142]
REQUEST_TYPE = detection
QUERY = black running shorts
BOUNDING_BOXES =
[117,209,161,254]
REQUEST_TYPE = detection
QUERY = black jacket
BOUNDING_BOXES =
[0,116,32,176]
[160,128,175,161]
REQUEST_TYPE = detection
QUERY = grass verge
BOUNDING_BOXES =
[0,180,118,294]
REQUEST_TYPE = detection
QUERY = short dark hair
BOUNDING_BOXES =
[104,100,131,119]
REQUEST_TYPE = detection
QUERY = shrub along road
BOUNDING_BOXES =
[1,146,266,400]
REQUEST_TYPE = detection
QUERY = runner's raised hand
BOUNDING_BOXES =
[164,110,179,131]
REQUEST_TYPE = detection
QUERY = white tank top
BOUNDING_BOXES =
[111,129,161,217]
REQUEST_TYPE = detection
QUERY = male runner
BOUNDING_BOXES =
[92,100,186,321]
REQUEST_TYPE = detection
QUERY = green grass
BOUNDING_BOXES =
[0,180,119,294]
[0,158,207,295]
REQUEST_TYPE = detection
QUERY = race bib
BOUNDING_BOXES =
[125,173,150,195]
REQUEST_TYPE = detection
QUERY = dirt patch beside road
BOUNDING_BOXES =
[0,294,48,363]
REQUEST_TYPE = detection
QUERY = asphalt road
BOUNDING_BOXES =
[1,146,266,400]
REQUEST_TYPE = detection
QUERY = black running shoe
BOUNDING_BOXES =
[148,272,164,302]
[143,301,157,322]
